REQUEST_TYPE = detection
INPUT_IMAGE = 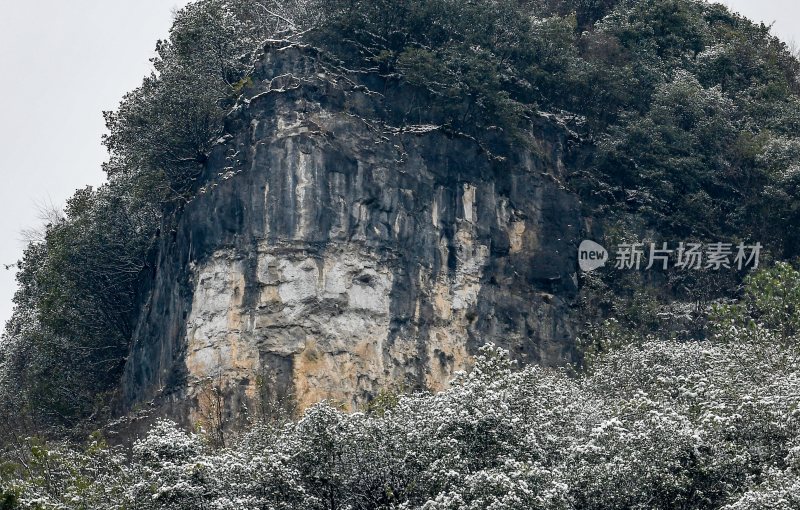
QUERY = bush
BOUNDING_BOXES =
[2,330,800,509]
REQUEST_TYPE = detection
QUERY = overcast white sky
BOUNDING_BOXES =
[0,1,797,330]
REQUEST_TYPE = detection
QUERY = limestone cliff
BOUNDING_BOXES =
[120,41,585,424]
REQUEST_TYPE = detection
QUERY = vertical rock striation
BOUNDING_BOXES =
[121,41,584,424]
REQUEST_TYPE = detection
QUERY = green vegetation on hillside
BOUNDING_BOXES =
[0,0,798,463]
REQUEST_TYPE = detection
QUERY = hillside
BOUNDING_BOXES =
[1,0,800,508]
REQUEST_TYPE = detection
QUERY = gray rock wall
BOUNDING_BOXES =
[120,43,585,424]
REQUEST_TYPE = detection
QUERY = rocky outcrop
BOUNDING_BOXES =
[120,41,584,425]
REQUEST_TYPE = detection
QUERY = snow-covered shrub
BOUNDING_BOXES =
[3,333,800,509]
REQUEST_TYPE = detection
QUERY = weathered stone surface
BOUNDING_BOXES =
[120,42,584,425]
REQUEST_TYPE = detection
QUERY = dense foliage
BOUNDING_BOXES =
[3,263,800,509]
[0,178,158,431]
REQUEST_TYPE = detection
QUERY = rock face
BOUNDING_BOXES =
[120,42,584,424]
